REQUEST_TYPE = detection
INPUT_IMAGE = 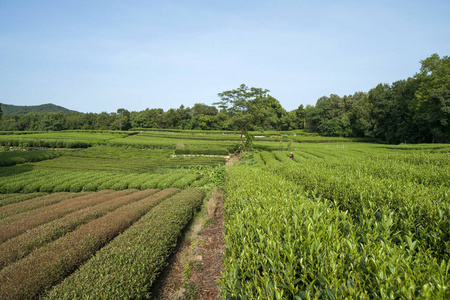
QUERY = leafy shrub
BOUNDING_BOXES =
[0,189,180,299]
[44,188,205,299]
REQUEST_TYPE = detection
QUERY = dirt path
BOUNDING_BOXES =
[152,155,239,299]
[151,189,225,300]
[225,153,240,166]
[190,191,225,299]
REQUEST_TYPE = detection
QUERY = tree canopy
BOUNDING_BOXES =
[0,54,448,144]
[214,84,271,149]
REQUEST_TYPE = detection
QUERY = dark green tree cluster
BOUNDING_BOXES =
[0,95,293,133]
[0,54,448,143]
[305,92,371,138]
[304,54,449,143]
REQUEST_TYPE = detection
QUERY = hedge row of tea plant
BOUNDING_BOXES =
[0,192,85,219]
[0,188,180,300]
[0,167,208,193]
[33,146,227,172]
[0,137,89,149]
[0,193,53,208]
[221,165,449,299]
[0,190,117,243]
[260,150,450,260]
[174,145,231,155]
[0,150,63,167]
[44,187,205,299]
[0,189,157,270]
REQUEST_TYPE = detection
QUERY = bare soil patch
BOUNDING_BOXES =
[225,153,240,166]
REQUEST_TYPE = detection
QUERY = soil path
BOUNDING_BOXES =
[191,192,225,299]
[225,153,240,166]
[152,154,239,299]
[152,190,225,299]
[152,155,240,300]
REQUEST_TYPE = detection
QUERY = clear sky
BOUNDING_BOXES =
[1,0,449,113]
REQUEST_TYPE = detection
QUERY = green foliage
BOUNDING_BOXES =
[214,84,282,148]
[44,188,205,299]
[0,193,47,208]
[0,190,157,270]
[239,152,258,166]
[0,150,62,167]
[0,189,180,299]
[221,144,450,299]
[211,165,226,187]
[174,145,231,155]
[0,145,228,193]
[244,131,254,150]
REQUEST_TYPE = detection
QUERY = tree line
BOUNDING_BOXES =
[0,54,448,143]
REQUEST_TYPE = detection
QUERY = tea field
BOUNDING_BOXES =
[221,143,450,299]
[1,130,449,298]
[0,131,223,298]
[0,188,205,299]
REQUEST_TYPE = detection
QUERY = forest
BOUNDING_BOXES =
[0,54,448,144]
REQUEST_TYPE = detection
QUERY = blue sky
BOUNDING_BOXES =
[1,0,449,113]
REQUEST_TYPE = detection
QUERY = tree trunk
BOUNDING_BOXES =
[240,128,245,151]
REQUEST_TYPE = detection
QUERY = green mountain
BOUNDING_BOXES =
[0,103,77,115]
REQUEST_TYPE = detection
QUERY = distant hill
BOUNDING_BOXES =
[0,103,77,115]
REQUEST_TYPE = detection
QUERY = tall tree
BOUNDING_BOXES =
[411,54,450,142]
[295,104,306,129]
[214,84,270,150]
[252,95,287,130]
[114,108,131,130]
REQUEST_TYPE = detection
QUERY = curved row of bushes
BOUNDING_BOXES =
[0,137,89,149]
[0,168,208,193]
[0,150,63,167]
[0,192,82,219]
[0,188,180,299]
[0,189,158,270]
[44,187,205,299]
[0,190,118,243]
[0,193,47,208]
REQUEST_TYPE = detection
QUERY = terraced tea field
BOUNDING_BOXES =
[0,188,205,299]
[1,130,449,298]
[0,131,225,298]
[0,146,226,193]
[222,143,450,299]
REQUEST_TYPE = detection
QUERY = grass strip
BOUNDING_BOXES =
[45,187,205,299]
[0,190,120,243]
[0,189,158,271]
[0,188,180,300]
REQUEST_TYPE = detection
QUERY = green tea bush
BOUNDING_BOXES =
[221,165,449,299]
[0,190,115,243]
[157,171,188,189]
[175,145,229,155]
[44,188,205,299]
[0,189,180,299]
[0,190,154,270]
[269,154,450,260]
[0,193,47,208]
[171,173,202,189]
[0,193,74,219]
